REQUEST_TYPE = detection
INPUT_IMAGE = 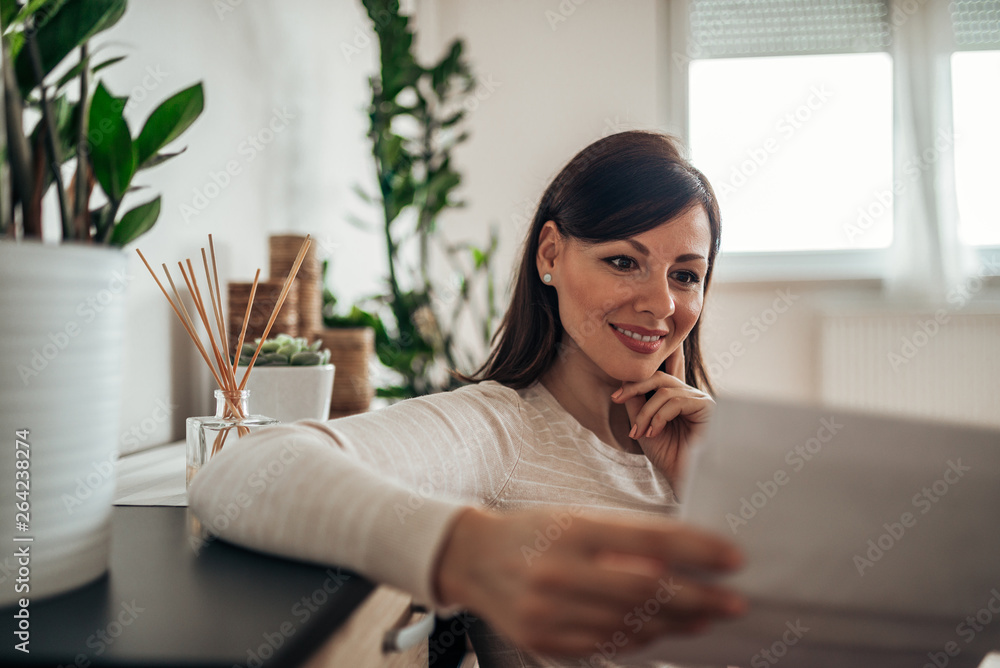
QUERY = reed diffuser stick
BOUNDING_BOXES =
[199,250,233,390]
[136,254,227,394]
[232,268,260,376]
[207,235,232,369]
[237,235,312,391]
[179,260,228,383]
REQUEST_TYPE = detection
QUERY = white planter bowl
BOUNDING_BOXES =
[236,365,335,423]
[0,240,127,606]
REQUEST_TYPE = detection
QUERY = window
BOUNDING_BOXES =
[675,0,1000,281]
[952,50,1000,246]
[689,52,893,252]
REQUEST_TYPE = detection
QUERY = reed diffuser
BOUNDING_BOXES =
[137,234,312,486]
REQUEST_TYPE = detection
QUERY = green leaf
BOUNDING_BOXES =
[14,0,125,97]
[6,31,24,59]
[89,81,134,202]
[8,0,65,30]
[53,54,123,91]
[108,196,160,247]
[90,54,124,73]
[134,82,204,168]
[52,55,89,90]
[28,95,79,195]
[90,202,112,239]
[135,147,186,171]
[1,0,21,31]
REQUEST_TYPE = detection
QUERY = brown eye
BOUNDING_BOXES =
[605,256,636,271]
[672,270,702,285]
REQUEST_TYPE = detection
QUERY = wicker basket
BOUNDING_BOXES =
[227,280,298,353]
[312,327,375,417]
[269,234,322,340]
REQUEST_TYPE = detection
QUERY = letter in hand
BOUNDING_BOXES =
[434,506,746,659]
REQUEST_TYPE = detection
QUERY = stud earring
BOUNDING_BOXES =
[542,273,552,283]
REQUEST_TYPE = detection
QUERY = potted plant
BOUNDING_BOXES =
[235,334,336,423]
[316,262,379,417]
[325,0,500,402]
[0,0,204,605]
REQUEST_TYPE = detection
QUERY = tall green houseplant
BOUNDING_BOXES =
[353,0,499,399]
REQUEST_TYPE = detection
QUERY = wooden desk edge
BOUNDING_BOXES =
[303,584,429,668]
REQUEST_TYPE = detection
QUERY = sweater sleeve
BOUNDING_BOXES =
[187,381,525,613]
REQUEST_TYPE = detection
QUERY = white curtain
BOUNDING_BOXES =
[885,0,979,303]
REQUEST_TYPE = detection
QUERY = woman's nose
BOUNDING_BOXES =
[634,273,675,320]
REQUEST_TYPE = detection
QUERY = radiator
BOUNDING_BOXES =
[820,311,1000,428]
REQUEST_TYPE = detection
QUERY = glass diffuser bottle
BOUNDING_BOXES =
[186,389,278,487]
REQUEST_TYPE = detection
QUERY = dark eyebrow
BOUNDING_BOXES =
[624,239,705,263]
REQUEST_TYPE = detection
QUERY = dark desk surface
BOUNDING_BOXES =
[0,506,374,667]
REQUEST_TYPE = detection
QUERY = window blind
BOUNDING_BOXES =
[949,0,1000,49]
[688,0,892,58]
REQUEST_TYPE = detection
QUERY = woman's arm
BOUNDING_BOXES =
[188,382,524,611]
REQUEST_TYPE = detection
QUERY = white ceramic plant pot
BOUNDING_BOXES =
[0,240,128,606]
[237,364,336,423]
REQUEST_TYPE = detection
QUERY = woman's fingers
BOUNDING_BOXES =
[630,389,686,437]
[533,556,675,608]
[538,557,744,621]
[579,514,743,573]
[621,386,711,440]
[513,573,733,658]
[613,370,686,403]
[515,588,728,659]
[648,393,712,438]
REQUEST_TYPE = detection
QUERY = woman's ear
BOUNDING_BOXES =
[535,220,562,278]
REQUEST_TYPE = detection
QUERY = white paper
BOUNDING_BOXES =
[621,396,1000,668]
[114,441,188,506]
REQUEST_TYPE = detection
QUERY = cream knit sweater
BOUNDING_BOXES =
[189,380,681,668]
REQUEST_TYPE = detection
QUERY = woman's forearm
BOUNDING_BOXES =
[188,423,469,609]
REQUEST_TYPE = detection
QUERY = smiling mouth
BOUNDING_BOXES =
[611,324,666,343]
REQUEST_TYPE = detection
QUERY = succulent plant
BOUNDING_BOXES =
[238,334,331,367]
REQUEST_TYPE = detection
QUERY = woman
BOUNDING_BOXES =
[190,130,746,668]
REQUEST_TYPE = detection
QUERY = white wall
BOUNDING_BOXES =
[101,0,998,448]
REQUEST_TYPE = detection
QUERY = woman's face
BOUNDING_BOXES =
[537,206,712,384]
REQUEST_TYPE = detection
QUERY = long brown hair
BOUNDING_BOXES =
[457,130,721,393]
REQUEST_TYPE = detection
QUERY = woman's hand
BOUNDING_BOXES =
[611,345,715,492]
[434,506,746,659]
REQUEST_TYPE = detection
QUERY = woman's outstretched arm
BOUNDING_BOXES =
[188,382,525,612]
[189,381,746,658]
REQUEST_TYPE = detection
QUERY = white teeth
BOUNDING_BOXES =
[613,325,663,343]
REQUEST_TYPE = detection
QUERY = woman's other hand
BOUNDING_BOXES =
[434,506,745,659]
[611,345,714,491]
